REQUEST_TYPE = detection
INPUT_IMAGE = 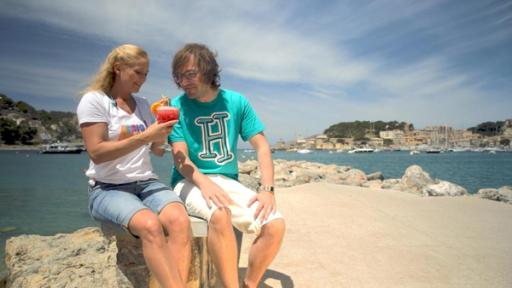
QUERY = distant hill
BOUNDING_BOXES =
[323,120,413,140]
[467,121,506,137]
[0,93,80,145]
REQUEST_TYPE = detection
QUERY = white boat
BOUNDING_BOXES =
[451,147,470,152]
[40,143,83,154]
[348,148,374,154]
[483,147,500,153]
[409,150,420,155]
[296,149,312,154]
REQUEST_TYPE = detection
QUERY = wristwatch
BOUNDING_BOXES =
[258,183,275,194]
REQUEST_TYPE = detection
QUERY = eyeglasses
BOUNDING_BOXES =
[174,69,199,82]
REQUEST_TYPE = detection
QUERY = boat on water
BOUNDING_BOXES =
[347,148,374,154]
[410,150,420,155]
[40,143,83,154]
[296,149,312,154]
[451,147,470,152]
[425,148,442,154]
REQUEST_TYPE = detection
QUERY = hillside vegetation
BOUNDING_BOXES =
[0,94,80,145]
[324,120,413,140]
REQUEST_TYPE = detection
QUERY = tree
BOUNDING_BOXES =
[500,139,510,147]
[18,121,37,144]
[0,94,15,109]
[15,101,36,115]
[0,118,37,145]
[324,120,411,139]
[0,118,20,144]
[468,121,505,136]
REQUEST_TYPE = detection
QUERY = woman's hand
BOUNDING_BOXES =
[143,120,177,143]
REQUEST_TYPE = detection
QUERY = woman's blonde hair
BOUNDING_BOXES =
[82,44,148,94]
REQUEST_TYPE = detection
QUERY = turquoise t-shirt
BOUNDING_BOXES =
[169,89,264,187]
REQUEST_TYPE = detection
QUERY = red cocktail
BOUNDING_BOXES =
[156,106,180,123]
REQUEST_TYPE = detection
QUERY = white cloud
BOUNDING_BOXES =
[0,58,90,99]
[1,0,511,143]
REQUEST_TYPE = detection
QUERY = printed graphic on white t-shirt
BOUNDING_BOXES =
[76,91,158,184]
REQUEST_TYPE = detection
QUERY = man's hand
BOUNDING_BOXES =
[248,191,276,223]
[200,180,234,209]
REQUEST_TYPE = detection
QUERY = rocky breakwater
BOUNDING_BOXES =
[239,160,511,204]
[239,159,372,190]
[239,160,468,197]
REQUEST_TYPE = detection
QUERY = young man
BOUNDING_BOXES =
[169,43,285,288]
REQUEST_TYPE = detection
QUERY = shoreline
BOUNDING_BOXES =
[0,145,40,151]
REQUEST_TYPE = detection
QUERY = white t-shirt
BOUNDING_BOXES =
[76,91,158,184]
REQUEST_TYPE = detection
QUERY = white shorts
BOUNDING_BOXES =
[174,175,283,236]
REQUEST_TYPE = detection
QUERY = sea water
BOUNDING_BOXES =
[1,149,511,275]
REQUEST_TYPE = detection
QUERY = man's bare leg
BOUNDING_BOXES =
[208,207,239,287]
[243,219,285,288]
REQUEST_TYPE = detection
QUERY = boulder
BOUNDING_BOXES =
[381,178,402,190]
[318,164,340,175]
[5,227,132,288]
[337,166,352,173]
[366,172,384,181]
[5,226,215,288]
[498,186,512,203]
[477,188,501,201]
[238,160,258,174]
[325,173,346,185]
[340,169,367,186]
[400,165,436,195]
[273,163,292,184]
[422,180,467,197]
[362,180,383,189]
[478,186,512,204]
[239,173,259,191]
[291,167,324,184]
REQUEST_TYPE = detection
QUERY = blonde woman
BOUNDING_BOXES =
[77,44,190,287]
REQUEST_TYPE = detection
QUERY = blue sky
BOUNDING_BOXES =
[1,0,511,144]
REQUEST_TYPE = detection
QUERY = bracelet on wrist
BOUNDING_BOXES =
[258,183,275,194]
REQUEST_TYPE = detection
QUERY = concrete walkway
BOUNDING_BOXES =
[239,182,512,288]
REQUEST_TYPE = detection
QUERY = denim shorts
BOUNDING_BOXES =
[88,179,183,232]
